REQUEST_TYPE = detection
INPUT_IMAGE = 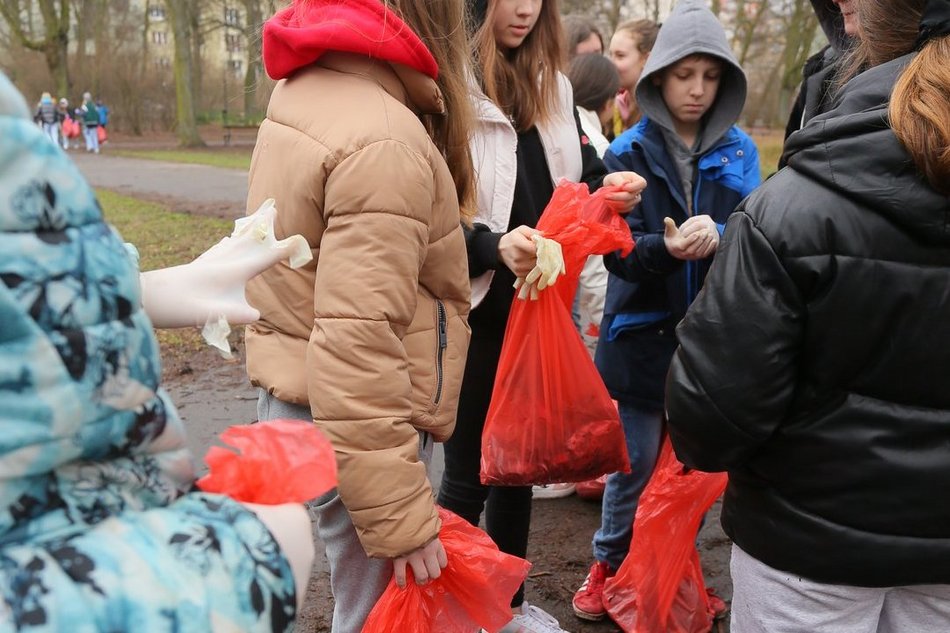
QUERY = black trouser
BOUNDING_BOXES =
[438,333,533,608]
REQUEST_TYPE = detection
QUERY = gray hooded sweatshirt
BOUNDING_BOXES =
[634,0,747,209]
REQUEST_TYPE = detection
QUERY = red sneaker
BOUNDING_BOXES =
[572,560,616,621]
[706,587,729,620]
[575,474,608,500]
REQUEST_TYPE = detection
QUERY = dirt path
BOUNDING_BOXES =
[81,149,734,632]
[71,151,248,218]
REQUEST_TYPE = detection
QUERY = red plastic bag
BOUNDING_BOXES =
[196,419,337,504]
[480,182,634,485]
[603,438,727,633]
[97,126,107,143]
[63,118,80,139]
[362,507,531,633]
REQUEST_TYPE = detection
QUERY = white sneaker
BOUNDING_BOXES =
[531,483,576,499]
[499,601,571,633]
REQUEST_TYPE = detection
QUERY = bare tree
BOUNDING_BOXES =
[0,0,71,96]
[241,0,264,120]
[731,0,771,67]
[775,0,820,125]
[164,0,204,146]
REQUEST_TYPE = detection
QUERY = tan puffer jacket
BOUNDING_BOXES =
[245,53,471,558]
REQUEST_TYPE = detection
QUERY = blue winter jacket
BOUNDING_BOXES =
[595,118,760,408]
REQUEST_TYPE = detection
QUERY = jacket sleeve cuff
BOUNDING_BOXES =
[636,233,683,275]
[464,223,504,277]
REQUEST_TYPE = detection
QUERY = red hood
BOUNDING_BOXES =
[263,0,438,81]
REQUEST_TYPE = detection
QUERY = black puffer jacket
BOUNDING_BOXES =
[666,53,950,587]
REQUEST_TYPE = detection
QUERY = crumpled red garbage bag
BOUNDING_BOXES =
[362,507,531,633]
[480,182,634,486]
[197,419,337,504]
[603,438,727,632]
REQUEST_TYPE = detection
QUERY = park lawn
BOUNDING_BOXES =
[752,129,785,180]
[113,148,252,171]
[97,189,236,363]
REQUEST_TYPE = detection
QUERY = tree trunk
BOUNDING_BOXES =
[735,0,770,68]
[189,1,203,109]
[242,0,264,120]
[775,0,820,126]
[0,0,71,96]
[164,0,205,146]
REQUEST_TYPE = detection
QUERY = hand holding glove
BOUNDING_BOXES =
[140,198,312,354]
[513,234,566,300]
[498,225,540,278]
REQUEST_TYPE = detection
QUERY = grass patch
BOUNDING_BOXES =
[97,189,237,367]
[113,149,252,171]
[751,130,786,180]
[97,189,233,269]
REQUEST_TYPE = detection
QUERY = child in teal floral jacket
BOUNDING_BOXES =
[0,72,309,632]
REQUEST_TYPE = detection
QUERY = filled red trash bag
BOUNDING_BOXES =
[362,507,531,633]
[480,182,634,485]
[196,419,337,504]
[603,438,727,633]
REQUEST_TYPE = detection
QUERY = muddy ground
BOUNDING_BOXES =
[164,343,733,633]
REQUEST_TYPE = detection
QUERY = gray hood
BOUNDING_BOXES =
[635,0,746,155]
[811,0,850,53]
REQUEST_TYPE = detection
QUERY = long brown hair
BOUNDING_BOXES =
[562,15,603,59]
[837,0,950,195]
[611,18,659,132]
[568,53,620,113]
[836,1,920,89]
[891,36,950,195]
[613,18,660,57]
[386,0,476,219]
[472,0,564,132]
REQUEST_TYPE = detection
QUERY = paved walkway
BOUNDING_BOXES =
[71,152,248,217]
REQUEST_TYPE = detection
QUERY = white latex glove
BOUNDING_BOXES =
[663,217,714,261]
[679,214,720,258]
[513,234,566,300]
[140,198,312,354]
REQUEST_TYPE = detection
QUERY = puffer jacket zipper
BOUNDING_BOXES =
[435,299,447,405]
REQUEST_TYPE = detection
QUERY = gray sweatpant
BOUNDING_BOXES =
[730,544,950,633]
[257,390,434,633]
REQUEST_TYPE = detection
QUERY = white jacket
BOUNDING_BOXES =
[469,73,584,308]
[576,105,610,158]
[574,106,609,357]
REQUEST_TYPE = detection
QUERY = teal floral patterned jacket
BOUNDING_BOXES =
[0,74,297,631]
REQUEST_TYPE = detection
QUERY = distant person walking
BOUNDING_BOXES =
[81,91,100,153]
[57,97,74,149]
[33,92,59,145]
[96,98,110,129]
